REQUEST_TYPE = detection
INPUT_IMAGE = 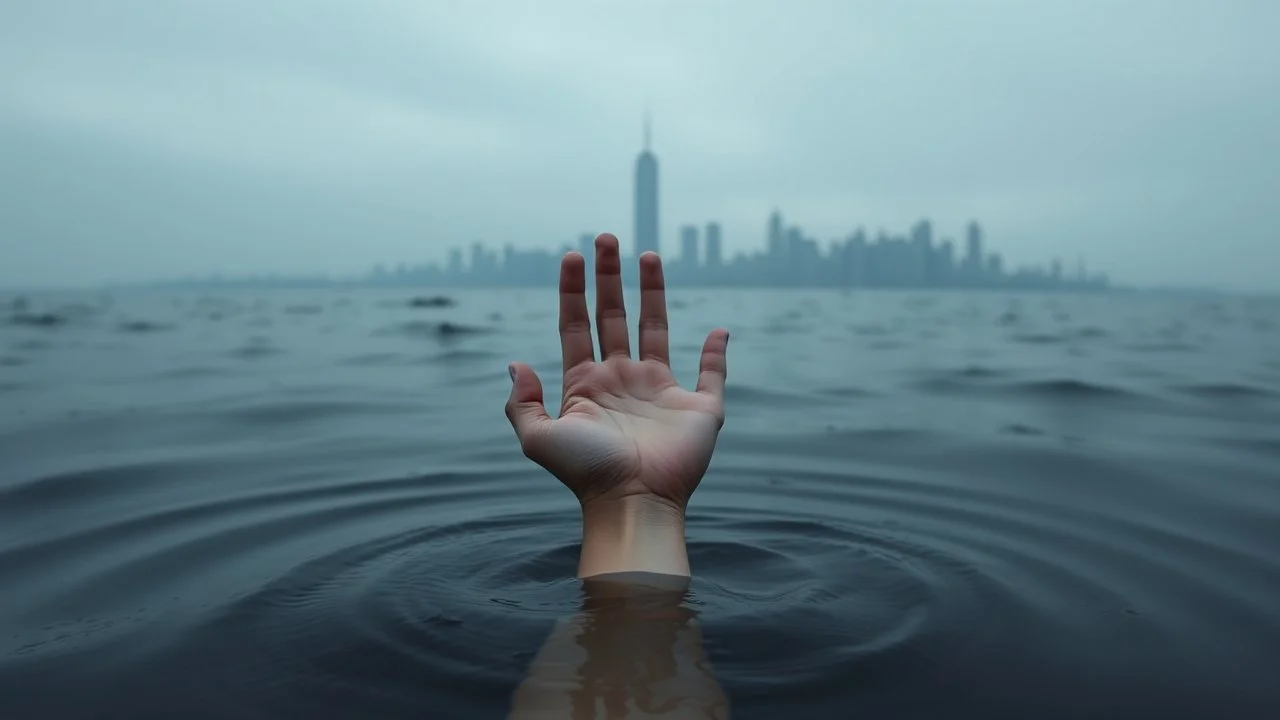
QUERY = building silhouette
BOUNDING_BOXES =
[680,225,699,266]
[633,116,660,258]
[705,222,722,268]
[175,131,1111,292]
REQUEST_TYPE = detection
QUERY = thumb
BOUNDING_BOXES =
[505,362,551,454]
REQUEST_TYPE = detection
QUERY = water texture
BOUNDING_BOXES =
[1,288,1278,719]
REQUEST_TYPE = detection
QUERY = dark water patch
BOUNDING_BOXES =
[1010,332,1063,345]
[8,312,70,328]
[229,342,282,360]
[118,320,173,333]
[157,366,239,380]
[378,320,492,340]
[1001,423,1046,436]
[849,322,892,336]
[225,397,424,426]
[816,386,878,399]
[911,365,1014,394]
[283,304,324,315]
[0,380,28,393]
[407,295,456,309]
[723,384,842,408]
[1074,326,1108,339]
[0,355,27,367]
[957,364,1008,378]
[1172,383,1277,400]
[1001,378,1145,401]
[1127,341,1199,353]
[1214,437,1280,460]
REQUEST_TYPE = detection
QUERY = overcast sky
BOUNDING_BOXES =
[1,0,1277,290]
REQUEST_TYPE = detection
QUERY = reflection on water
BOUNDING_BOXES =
[1,288,1279,719]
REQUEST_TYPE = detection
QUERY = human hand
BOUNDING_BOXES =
[504,233,729,514]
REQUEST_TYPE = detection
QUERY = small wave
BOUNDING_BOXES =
[1011,333,1064,345]
[911,365,1013,394]
[158,366,238,380]
[0,355,27,367]
[1002,378,1141,400]
[1173,383,1277,400]
[1001,423,1046,436]
[723,384,840,408]
[817,386,879,399]
[406,295,456,309]
[378,321,492,339]
[229,343,282,360]
[7,312,70,328]
[118,320,173,334]
[226,398,422,426]
[1215,437,1280,459]
[1126,341,1199,353]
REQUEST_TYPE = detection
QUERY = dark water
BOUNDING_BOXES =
[2,288,1279,719]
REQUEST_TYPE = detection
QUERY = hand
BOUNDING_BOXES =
[505,233,729,514]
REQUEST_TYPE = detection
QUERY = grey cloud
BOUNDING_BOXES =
[1,0,1277,289]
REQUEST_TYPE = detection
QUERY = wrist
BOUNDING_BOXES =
[578,494,690,579]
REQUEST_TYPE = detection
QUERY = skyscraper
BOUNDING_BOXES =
[768,210,784,260]
[680,225,699,266]
[633,117,659,257]
[966,221,984,276]
[705,222,722,267]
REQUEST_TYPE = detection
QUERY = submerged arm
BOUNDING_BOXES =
[508,572,728,720]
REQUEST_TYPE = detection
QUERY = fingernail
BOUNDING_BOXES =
[508,364,517,382]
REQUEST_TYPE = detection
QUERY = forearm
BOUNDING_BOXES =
[578,495,690,578]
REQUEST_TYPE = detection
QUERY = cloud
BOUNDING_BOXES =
[0,0,1278,289]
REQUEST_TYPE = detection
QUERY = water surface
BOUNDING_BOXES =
[2,288,1278,719]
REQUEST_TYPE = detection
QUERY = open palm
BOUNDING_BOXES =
[505,233,729,510]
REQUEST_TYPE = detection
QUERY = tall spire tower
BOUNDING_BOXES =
[633,116,660,258]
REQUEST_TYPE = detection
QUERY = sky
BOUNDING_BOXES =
[1,0,1278,290]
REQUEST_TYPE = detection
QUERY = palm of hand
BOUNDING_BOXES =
[505,235,729,512]
[548,359,722,506]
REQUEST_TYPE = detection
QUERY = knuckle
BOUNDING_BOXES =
[638,318,669,332]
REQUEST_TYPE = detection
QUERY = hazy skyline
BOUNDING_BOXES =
[2,1,1278,291]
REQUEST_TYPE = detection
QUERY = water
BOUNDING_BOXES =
[1,288,1278,719]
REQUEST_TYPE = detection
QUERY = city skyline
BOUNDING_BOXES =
[363,126,1108,291]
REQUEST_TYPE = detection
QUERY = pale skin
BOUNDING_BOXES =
[505,232,730,578]
[504,233,731,719]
